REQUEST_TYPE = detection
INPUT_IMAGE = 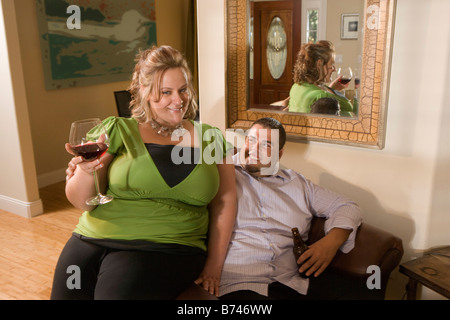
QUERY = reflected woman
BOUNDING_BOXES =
[288,41,355,117]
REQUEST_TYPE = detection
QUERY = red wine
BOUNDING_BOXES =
[339,78,352,85]
[72,143,108,161]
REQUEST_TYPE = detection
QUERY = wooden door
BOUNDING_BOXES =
[251,0,301,107]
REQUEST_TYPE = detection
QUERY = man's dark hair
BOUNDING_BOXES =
[252,117,286,150]
[310,97,340,115]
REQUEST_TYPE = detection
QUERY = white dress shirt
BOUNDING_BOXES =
[219,154,362,297]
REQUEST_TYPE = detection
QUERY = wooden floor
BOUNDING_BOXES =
[0,181,81,300]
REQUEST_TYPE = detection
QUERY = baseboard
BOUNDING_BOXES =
[37,168,66,188]
[0,195,43,218]
[0,168,65,218]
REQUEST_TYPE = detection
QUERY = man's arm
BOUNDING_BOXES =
[299,177,362,277]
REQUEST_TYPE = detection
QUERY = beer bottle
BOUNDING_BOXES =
[292,227,309,278]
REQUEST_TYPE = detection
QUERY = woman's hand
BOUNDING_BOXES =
[65,143,103,180]
[329,75,349,91]
[64,143,113,211]
[194,262,222,297]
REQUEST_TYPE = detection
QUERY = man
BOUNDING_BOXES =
[219,117,362,300]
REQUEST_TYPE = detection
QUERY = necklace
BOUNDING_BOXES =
[149,118,187,138]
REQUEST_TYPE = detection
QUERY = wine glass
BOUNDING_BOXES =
[69,118,113,205]
[336,67,353,85]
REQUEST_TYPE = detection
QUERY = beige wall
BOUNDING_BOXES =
[198,0,450,299]
[326,0,364,77]
[13,0,189,186]
[0,0,189,216]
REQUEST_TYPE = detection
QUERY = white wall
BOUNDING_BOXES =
[198,0,450,299]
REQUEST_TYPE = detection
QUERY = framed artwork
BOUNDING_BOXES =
[36,0,157,90]
[341,13,359,40]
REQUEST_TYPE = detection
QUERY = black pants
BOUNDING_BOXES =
[51,235,205,300]
[220,269,364,300]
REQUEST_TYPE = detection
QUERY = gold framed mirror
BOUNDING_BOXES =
[226,0,396,149]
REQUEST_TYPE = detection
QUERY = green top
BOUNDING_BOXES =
[288,83,354,117]
[74,116,231,251]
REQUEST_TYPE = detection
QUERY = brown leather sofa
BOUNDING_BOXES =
[176,217,404,300]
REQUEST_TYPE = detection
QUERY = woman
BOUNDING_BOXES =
[51,46,236,299]
[288,41,355,117]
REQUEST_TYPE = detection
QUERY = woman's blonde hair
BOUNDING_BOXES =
[128,45,198,123]
[292,40,335,85]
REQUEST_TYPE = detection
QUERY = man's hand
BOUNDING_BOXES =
[296,228,351,277]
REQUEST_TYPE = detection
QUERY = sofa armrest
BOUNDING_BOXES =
[308,217,404,298]
[331,222,403,277]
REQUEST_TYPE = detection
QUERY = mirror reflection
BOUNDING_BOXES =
[249,0,364,118]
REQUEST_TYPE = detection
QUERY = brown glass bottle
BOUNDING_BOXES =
[292,227,309,278]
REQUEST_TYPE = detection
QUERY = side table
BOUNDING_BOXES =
[399,246,450,300]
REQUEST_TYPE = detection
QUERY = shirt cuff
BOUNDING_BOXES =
[323,209,362,254]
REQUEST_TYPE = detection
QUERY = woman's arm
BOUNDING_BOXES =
[65,143,115,212]
[195,161,237,296]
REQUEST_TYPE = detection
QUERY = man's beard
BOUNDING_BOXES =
[240,149,279,177]
[242,154,274,177]
[242,163,263,176]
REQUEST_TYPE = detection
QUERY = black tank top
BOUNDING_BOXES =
[145,143,200,188]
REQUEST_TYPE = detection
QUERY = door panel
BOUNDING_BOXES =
[252,0,301,106]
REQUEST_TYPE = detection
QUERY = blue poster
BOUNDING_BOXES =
[36,0,157,90]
